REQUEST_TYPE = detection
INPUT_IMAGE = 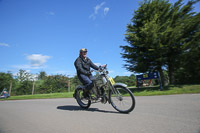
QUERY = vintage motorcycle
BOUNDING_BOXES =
[73,65,135,113]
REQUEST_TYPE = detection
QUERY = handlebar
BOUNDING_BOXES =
[91,64,107,73]
[99,64,107,70]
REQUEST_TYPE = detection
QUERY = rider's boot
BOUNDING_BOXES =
[83,89,90,99]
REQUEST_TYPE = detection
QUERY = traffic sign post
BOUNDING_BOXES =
[136,72,163,90]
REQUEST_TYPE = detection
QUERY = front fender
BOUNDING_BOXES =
[113,83,127,88]
[107,83,128,104]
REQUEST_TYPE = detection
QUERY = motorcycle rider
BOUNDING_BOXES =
[74,48,104,98]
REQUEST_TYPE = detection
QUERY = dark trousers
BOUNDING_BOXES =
[78,74,95,90]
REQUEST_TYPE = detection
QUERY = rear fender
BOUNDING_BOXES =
[73,85,85,98]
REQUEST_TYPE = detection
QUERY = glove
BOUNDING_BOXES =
[86,71,91,76]
[98,66,104,72]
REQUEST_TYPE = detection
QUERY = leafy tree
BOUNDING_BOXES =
[165,0,200,84]
[15,80,32,95]
[172,0,200,84]
[71,75,81,90]
[114,74,136,86]
[174,28,200,84]
[0,72,13,92]
[121,0,200,85]
[17,69,31,82]
[38,71,47,80]
[15,69,33,95]
[37,74,69,93]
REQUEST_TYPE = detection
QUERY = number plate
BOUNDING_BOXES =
[109,77,115,85]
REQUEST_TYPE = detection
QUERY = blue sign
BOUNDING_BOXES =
[136,72,163,90]
[136,72,160,80]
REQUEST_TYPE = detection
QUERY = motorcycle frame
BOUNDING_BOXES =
[74,67,128,104]
[91,70,127,104]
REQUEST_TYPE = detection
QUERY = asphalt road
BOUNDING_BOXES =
[0,94,200,133]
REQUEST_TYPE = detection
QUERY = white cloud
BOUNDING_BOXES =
[55,70,68,75]
[104,7,109,15]
[94,63,102,66]
[26,54,51,67]
[123,72,133,76]
[30,74,39,81]
[89,2,109,20]
[12,64,31,69]
[0,43,10,47]
[89,14,96,20]
[54,71,76,77]
[47,11,55,16]
[12,64,45,70]
[11,54,51,71]
[94,2,105,14]
[108,70,114,73]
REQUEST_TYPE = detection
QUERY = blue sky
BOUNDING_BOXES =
[0,0,199,77]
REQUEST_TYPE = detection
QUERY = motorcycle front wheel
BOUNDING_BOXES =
[76,88,91,109]
[109,85,135,113]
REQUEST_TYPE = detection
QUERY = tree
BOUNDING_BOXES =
[37,74,69,93]
[164,0,200,84]
[70,75,81,91]
[38,71,47,80]
[114,75,136,86]
[121,0,200,85]
[174,24,200,84]
[172,0,200,84]
[17,69,31,82]
[15,69,32,95]
[0,72,13,92]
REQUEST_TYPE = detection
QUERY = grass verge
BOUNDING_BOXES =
[129,84,200,96]
[0,92,74,101]
[0,84,199,100]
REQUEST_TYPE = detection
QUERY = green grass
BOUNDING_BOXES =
[1,84,200,100]
[129,84,200,96]
[0,92,74,101]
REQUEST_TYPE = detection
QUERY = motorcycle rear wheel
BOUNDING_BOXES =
[76,88,91,109]
[109,86,135,113]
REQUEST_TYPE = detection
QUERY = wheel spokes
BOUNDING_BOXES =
[110,87,134,113]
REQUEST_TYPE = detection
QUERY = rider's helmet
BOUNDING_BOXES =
[80,48,87,53]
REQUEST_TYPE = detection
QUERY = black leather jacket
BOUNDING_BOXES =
[74,56,99,75]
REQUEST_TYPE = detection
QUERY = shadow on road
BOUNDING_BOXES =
[57,105,123,114]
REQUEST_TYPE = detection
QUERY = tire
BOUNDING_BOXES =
[75,88,91,109]
[109,86,135,113]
